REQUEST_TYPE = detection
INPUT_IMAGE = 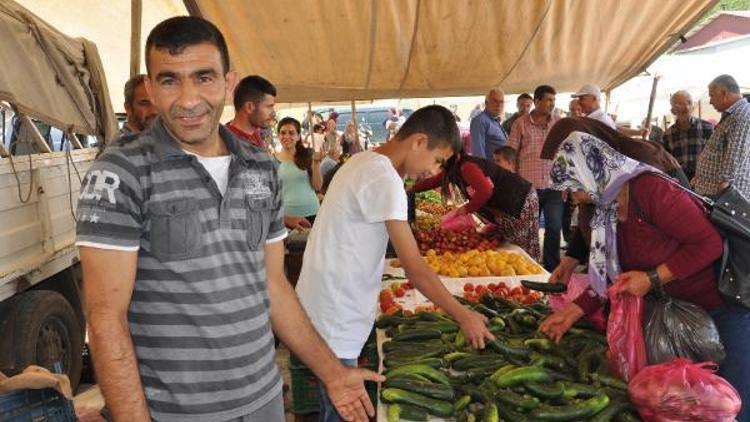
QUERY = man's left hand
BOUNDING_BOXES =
[324,367,385,422]
[613,271,652,297]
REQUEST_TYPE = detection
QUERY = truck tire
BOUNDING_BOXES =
[12,290,83,392]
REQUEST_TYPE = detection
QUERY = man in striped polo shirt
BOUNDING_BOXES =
[76,16,381,422]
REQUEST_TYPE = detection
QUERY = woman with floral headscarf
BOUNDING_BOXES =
[538,131,750,421]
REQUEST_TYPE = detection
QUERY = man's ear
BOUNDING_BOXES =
[225,70,239,100]
[124,102,132,114]
[410,133,429,151]
[244,100,256,115]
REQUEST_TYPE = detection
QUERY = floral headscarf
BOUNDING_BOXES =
[550,131,660,297]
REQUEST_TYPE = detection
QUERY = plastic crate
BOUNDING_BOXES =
[0,387,76,421]
[289,354,320,415]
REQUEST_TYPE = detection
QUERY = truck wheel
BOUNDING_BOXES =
[13,290,83,392]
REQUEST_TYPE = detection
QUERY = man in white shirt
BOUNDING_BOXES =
[572,84,649,138]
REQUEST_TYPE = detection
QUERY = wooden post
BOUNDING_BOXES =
[698,99,703,119]
[307,102,313,149]
[20,114,52,153]
[130,0,143,78]
[644,76,660,131]
[350,100,359,150]
[604,90,611,113]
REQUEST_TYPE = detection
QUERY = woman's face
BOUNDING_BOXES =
[279,123,299,151]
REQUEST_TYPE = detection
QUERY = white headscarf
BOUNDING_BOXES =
[550,131,660,297]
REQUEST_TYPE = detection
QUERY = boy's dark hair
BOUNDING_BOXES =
[145,16,230,74]
[395,105,461,151]
[533,85,557,101]
[234,75,277,111]
[518,93,533,102]
[493,146,516,162]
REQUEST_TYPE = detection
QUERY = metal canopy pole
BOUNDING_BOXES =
[350,100,359,150]
[644,76,661,133]
[130,0,143,78]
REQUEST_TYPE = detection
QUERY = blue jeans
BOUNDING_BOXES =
[711,304,750,422]
[537,189,563,271]
[318,358,358,422]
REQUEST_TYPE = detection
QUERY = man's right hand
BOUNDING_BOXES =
[549,256,579,284]
[455,308,495,350]
[284,215,311,231]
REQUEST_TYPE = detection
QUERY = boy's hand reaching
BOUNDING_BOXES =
[455,308,494,349]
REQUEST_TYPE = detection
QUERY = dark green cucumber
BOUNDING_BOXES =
[568,327,607,344]
[444,351,476,362]
[380,388,453,417]
[524,381,564,400]
[392,328,443,342]
[385,363,450,385]
[383,377,455,400]
[524,338,555,351]
[384,357,446,369]
[494,366,551,388]
[589,398,629,422]
[383,338,443,352]
[412,321,460,333]
[496,402,527,422]
[474,303,500,318]
[615,410,643,422]
[400,403,429,421]
[529,393,610,421]
[494,388,540,410]
[561,382,599,399]
[589,373,628,391]
[417,311,454,323]
[531,352,570,372]
[486,338,530,360]
[386,349,444,363]
[452,355,506,372]
[453,394,472,413]
[521,279,567,293]
[386,373,433,384]
[490,316,506,330]
[482,402,499,422]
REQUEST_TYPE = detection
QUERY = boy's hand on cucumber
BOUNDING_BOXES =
[455,308,495,350]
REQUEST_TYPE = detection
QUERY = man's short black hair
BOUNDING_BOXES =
[518,93,533,102]
[396,105,461,151]
[533,85,557,101]
[493,146,516,162]
[233,75,277,111]
[145,16,230,74]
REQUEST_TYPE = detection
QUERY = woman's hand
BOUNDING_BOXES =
[538,303,585,344]
[549,256,579,285]
[612,271,652,297]
[313,149,325,162]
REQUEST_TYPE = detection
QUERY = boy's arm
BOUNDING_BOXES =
[386,220,494,349]
[80,247,150,421]
[265,241,383,422]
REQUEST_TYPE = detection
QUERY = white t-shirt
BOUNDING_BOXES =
[587,108,616,129]
[295,151,408,358]
[185,150,232,195]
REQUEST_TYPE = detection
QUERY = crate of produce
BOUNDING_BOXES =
[0,387,76,422]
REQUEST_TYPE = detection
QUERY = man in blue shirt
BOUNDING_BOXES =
[470,88,507,158]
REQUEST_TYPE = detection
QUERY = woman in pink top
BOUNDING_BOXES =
[538,132,750,421]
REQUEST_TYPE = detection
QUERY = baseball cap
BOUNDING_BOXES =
[571,84,602,99]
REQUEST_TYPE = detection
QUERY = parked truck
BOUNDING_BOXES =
[0,1,117,392]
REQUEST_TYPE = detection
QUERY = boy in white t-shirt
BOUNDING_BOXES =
[295,105,494,422]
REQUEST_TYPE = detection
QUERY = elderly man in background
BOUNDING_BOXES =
[572,84,650,138]
[470,87,507,159]
[694,74,750,199]
[568,98,583,117]
[662,90,714,181]
[502,92,533,135]
[119,74,157,137]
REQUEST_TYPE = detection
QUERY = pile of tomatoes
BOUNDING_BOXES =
[462,282,542,304]
[379,281,414,314]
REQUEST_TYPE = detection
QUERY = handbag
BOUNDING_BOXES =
[638,173,750,309]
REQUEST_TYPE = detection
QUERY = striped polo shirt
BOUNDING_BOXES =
[76,118,286,421]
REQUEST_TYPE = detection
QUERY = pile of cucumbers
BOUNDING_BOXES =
[377,293,642,421]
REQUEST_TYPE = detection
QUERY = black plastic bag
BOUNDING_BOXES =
[644,287,725,365]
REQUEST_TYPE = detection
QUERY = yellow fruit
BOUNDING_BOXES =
[426,249,437,257]
[458,266,469,277]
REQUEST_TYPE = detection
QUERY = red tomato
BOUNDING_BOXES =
[394,287,406,298]
[464,283,475,292]
[495,287,510,298]
[488,283,497,291]
[403,309,414,317]
[385,305,401,315]
[497,282,508,289]
[475,284,485,294]
[403,282,413,290]
[510,286,524,296]
[521,286,531,295]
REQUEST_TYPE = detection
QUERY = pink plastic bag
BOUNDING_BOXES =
[440,210,475,232]
[629,358,741,422]
[607,287,647,382]
[548,274,606,332]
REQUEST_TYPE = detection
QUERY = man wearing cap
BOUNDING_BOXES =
[571,84,616,129]
[470,87,507,159]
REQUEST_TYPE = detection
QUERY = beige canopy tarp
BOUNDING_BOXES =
[186,0,717,103]
[0,1,117,141]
